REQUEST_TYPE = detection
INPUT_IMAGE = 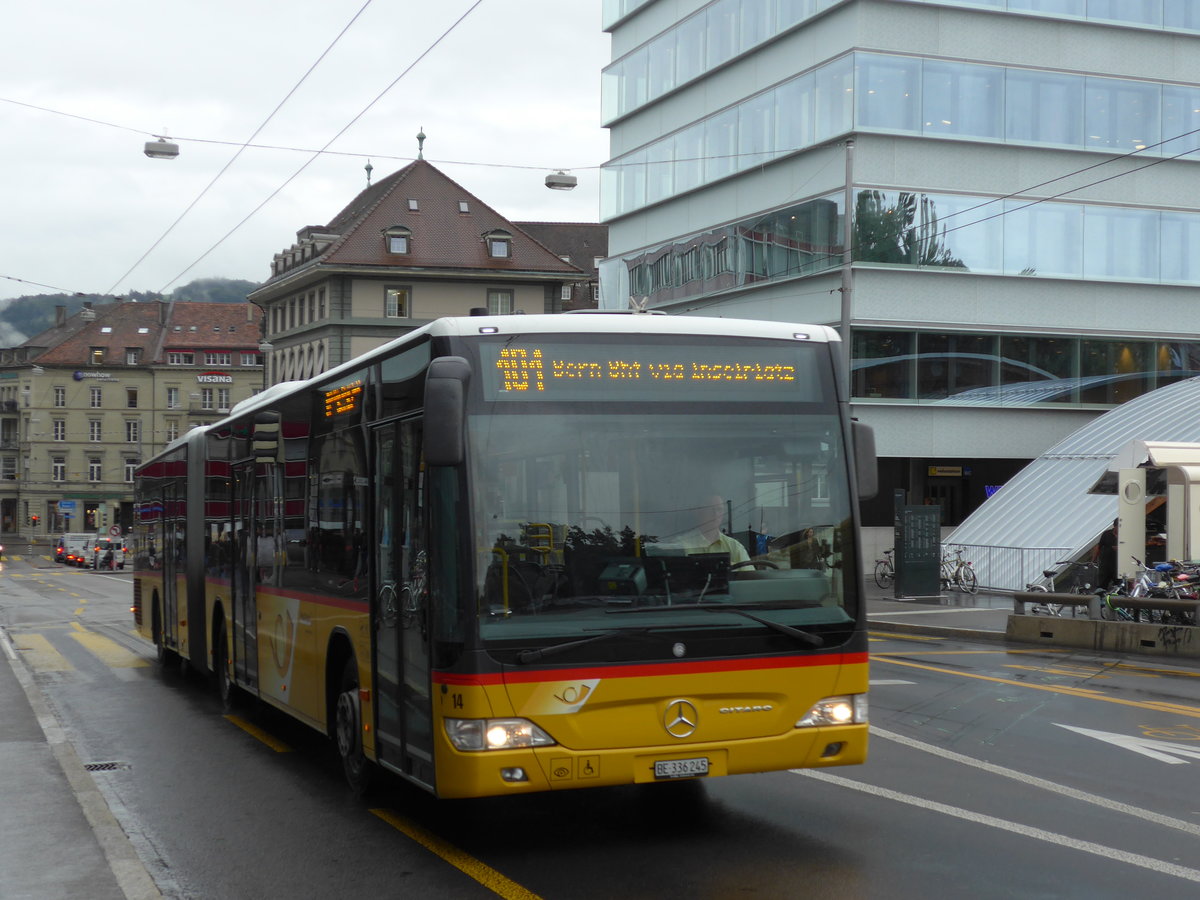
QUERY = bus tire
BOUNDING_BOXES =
[152,598,179,669]
[335,658,373,796]
[215,618,238,710]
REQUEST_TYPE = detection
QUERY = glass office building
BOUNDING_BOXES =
[600,0,1200,537]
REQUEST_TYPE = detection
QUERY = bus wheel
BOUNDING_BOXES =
[153,602,178,669]
[215,621,237,710]
[335,658,373,796]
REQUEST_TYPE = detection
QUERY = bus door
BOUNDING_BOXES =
[160,483,180,653]
[372,418,433,785]
[231,461,258,690]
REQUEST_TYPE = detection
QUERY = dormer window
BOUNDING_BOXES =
[483,228,512,259]
[408,199,419,211]
[383,225,412,254]
[458,201,470,213]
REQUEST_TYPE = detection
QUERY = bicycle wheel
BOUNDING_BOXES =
[959,565,978,594]
[873,560,893,589]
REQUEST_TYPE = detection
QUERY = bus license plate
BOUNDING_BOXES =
[654,757,709,779]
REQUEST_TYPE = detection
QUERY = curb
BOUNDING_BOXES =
[867,620,1008,643]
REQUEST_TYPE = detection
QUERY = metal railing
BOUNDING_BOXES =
[947,544,1073,592]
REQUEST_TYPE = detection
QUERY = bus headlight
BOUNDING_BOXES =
[445,717,557,751]
[796,695,867,728]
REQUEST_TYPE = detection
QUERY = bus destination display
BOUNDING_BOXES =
[323,379,363,417]
[481,341,818,402]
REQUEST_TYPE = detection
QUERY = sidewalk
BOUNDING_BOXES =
[865,583,1014,641]
[0,628,160,900]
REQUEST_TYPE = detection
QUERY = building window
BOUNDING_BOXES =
[52,457,66,482]
[53,386,65,407]
[408,198,419,211]
[201,388,214,410]
[483,229,512,258]
[124,459,139,483]
[560,284,573,301]
[165,420,179,442]
[125,347,141,365]
[88,457,102,482]
[53,419,65,441]
[318,288,326,318]
[90,347,105,366]
[126,388,138,409]
[90,386,102,408]
[166,387,179,409]
[125,420,140,443]
[458,201,470,213]
[204,352,231,366]
[1,457,15,480]
[385,287,411,318]
[241,352,260,367]
[218,388,230,411]
[487,289,514,315]
[591,282,600,303]
[168,352,194,365]
[89,419,102,442]
[383,225,412,254]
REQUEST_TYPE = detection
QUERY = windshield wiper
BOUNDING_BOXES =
[607,602,823,647]
[514,627,651,664]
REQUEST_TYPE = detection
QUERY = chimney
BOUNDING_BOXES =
[55,306,66,327]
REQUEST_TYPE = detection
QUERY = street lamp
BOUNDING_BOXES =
[545,170,577,190]
[258,340,274,391]
[144,137,179,159]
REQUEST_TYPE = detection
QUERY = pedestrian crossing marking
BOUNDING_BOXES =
[13,633,74,672]
[69,630,149,668]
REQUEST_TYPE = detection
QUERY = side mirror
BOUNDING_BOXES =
[852,420,878,501]
[424,356,471,466]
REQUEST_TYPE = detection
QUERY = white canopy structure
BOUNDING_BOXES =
[944,377,1200,590]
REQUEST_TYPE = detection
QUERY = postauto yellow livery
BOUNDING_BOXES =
[133,313,875,798]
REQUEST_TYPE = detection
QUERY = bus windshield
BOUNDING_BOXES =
[466,335,859,662]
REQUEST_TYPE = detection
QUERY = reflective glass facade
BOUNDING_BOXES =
[604,1,1200,124]
[602,51,1200,219]
[852,329,1200,407]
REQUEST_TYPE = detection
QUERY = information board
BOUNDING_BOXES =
[894,502,941,598]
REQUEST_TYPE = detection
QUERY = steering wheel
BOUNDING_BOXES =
[730,559,779,570]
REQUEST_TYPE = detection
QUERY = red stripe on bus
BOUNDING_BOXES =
[433,651,868,686]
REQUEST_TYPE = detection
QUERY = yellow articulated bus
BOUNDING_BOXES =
[133,312,876,798]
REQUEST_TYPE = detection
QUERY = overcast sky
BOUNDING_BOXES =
[1,0,610,304]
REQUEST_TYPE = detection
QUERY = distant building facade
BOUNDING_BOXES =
[249,159,595,385]
[0,300,263,537]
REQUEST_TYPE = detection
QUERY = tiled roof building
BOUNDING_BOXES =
[0,300,263,537]
[249,158,594,384]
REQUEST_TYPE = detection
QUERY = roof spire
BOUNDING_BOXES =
[364,158,374,186]
[416,127,426,160]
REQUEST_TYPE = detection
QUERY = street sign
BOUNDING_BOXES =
[108,525,121,537]
[58,500,76,512]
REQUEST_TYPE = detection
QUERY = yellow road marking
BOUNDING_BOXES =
[868,631,942,642]
[873,649,1070,656]
[371,808,543,900]
[12,633,74,672]
[224,715,293,753]
[874,656,1200,719]
[69,631,149,668]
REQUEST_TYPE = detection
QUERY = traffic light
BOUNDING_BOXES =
[30,515,39,528]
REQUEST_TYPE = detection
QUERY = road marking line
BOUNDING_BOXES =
[869,679,916,686]
[69,631,149,669]
[870,726,1200,837]
[795,768,1200,883]
[871,608,1001,616]
[874,656,1200,719]
[371,808,543,900]
[224,715,293,753]
[867,631,941,642]
[11,632,74,672]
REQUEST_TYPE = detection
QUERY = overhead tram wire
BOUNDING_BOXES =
[154,0,485,295]
[104,0,379,297]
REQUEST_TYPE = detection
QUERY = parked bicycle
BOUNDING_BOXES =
[1024,559,1100,616]
[873,549,895,589]
[1102,557,1199,625]
[940,546,978,594]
